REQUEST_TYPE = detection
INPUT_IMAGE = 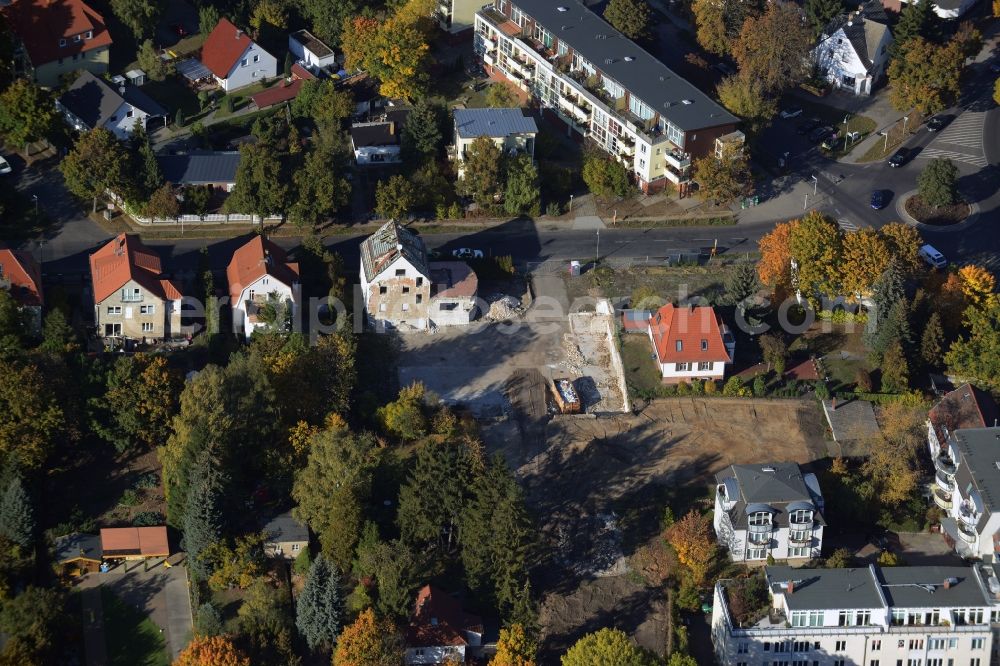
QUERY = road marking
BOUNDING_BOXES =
[837,218,858,232]
[916,148,988,167]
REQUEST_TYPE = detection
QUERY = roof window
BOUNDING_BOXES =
[701,339,708,351]
[58,38,66,47]
[675,340,682,352]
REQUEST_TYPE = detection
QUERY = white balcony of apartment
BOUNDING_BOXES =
[483,51,496,66]
[477,6,520,38]
[958,520,978,543]
[665,148,691,171]
[933,487,953,511]
[558,94,590,123]
[936,470,955,493]
[788,529,813,544]
[934,454,957,477]
[747,529,771,546]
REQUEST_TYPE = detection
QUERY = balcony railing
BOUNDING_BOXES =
[959,506,979,527]
[748,531,770,545]
[478,6,520,36]
[789,532,813,544]
[933,487,953,510]
[748,523,773,533]
[936,472,955,492]
[935,456,958,477]
[665,149,692,171]
[958,521,978,543]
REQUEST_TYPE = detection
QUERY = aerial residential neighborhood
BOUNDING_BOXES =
[0,0,998,663]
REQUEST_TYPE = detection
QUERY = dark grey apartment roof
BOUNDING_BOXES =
[262,510,309,543]
[952,427,1000,514]
[290,28,333,58]
[454,108,539,139]
[878,566,988,608]
[766,565,885,610]
[718,462,825,530]
[506,0,737,131]
[156,152,241,185]
[360,220,429,282]
[58,71,166,129]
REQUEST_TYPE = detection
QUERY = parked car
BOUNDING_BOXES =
[795,118,821,135]
[870,190,887,210]
[926,116,946,132]
[888,148,908,167]
[809,125,834,143]
[821,133,841,150]
[452,248,484,259]
[919,244,947,269]
[780,106,803,119]
[0,156,10,175]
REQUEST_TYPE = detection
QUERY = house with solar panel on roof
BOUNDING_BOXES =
[811,1,893,96]
[201,18,277,92]
[714,462,825,562]
[451,108,538,178]
[359,221,478,331]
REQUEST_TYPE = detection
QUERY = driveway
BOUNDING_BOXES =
[77,563,194,663]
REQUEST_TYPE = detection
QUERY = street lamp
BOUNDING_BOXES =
[803,194,808,210]
[569,194,574,212]
[31,194,38,213]
[880,131,888,153]
[811,175,818,195]
[902,115,909,134]
[595,229,600,265]
[843,115,850,152]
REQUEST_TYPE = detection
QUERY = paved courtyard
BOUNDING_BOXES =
[78,563,193,664]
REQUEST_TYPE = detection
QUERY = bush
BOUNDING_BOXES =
[722,376,745,397]
[818,309,868,324]
[689,379,704,395]
[814,381,830,400]
[448,201,463,219]
[132,511,163,526]
[435,202,448,219]
[118,489,140,507]
[195,603,223,637]
[545,200,563,216]
[133,473,159,490]
[582,154,631,197]
[752,374,766,397]
[675,380,690,396]
[222,96,234,114]
[703,379,718,394]
[854,368,873,392]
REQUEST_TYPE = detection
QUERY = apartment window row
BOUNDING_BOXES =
[673,361,714,372]
[838,610,872,626]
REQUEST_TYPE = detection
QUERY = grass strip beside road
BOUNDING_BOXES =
[857,112,925,163]
[612,215,737,228]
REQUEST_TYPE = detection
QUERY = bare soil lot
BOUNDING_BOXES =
[487,397,831,662]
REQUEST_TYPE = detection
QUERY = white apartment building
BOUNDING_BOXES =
[712,563,1000,666]
[473,0,741,193]
[714,463,825,562]
[929,427,1000,560]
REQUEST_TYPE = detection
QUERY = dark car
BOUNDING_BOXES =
[809,125,834,143]
[888,149,908,167]
[926,116,946,132]
[796,118,821,135]
[871,190,887,210]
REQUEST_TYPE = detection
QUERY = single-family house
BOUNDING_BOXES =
[288,29,336,72]
[54,532,102,577]
[343,74,385,118]
[359,221,479,331]
[226,235,300,339]
[56,71,166,139]
[405,585,484,665]
[350,109,409,165]
[89,234,185,341]
[452,108,538,178]
[714,462,826,562]
[0,247,43,332]
[2,0,112,87]
[812,2,893,96]
[647,303,734,382]
[262,510,309,560]
[927,383,999,458]
[249,63,316,111]
[156,151,242,192]
[201,18,277,92]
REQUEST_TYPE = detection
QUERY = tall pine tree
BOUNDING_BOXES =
[864,263,905,349]
[397,439,473,552]
[893,0,937,51]
[805,0,844,36]
[400,98,443,161]
[0,474,34,549]
[182,445,227,581]
[296,553,343,651]
[920,311,945,369]
[132,124,162,197]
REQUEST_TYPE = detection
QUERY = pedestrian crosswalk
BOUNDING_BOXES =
[837,219,859,232]
[918,110,988,167]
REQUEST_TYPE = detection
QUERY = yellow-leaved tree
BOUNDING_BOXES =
[664,510,717,584]
[492,623,537,666]
[788,210,843,304]
[757,220,796,296]
[957,264,997,309]
[841,227,893,298]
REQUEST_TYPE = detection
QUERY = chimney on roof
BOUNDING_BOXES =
[236,29,243,39]
[388,121,395,135]
[119,85,126,96]
[943,578,952,589]
[787,580,795,594]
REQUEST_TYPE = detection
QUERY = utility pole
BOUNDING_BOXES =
[595,229,600,264]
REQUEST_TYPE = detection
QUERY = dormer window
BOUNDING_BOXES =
[675,340,682,352]
[73,34,82,43]
[86,31,93,39]
[700,339,708,351]
[58,38,66,47]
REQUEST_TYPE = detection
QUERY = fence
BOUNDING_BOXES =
[106,189,282,226]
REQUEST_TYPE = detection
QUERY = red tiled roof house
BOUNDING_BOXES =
[647,303,735,382]
[226,235,299,339]
[1,0,112,88]
[0,247,43,332]
[89,234,185,341]
[405,585,483,665]
[201,18,277,92]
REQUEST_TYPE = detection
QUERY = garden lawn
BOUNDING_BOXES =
[621,334,662,396]
[101,588,168,666]
[217,81,271,118]
[141,76,202,119]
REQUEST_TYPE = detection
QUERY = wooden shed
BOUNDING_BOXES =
[100,526,169,561]
[54,532,102,577]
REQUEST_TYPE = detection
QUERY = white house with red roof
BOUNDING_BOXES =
[2,0,112,88]
[647,303,735,382]
[201,18,277,92]
[226,236,299,339]
[0,247,43,332]
[405,585,483,665]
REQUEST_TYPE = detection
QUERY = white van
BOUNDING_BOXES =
[919,244,947,269]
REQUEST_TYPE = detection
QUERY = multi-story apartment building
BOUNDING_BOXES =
[713,563,1000,666]
[473,0,741,193]
[930,427,1000,560]
[714,463,825,562]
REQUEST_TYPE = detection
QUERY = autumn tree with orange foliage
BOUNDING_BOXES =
[841,227,893,298]
[879,222,923,274]
[173,635,249,666]
[333,608,404,666]
[491,623,537,666]
[957,264,997,309]
[756,221,795,295]
[664,510,717,584]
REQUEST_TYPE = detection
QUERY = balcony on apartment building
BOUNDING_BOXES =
[936,470,956,492]
[934,487,954,510]
[788,530,813,544]
[665,148,691,171]
[557,95,590,123]
[935,455,958,477]
[478,6,521,38]
[748,529,771,546]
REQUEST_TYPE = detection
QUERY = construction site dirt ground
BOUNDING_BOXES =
[480,397,833,662]
[396,276,626,417]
